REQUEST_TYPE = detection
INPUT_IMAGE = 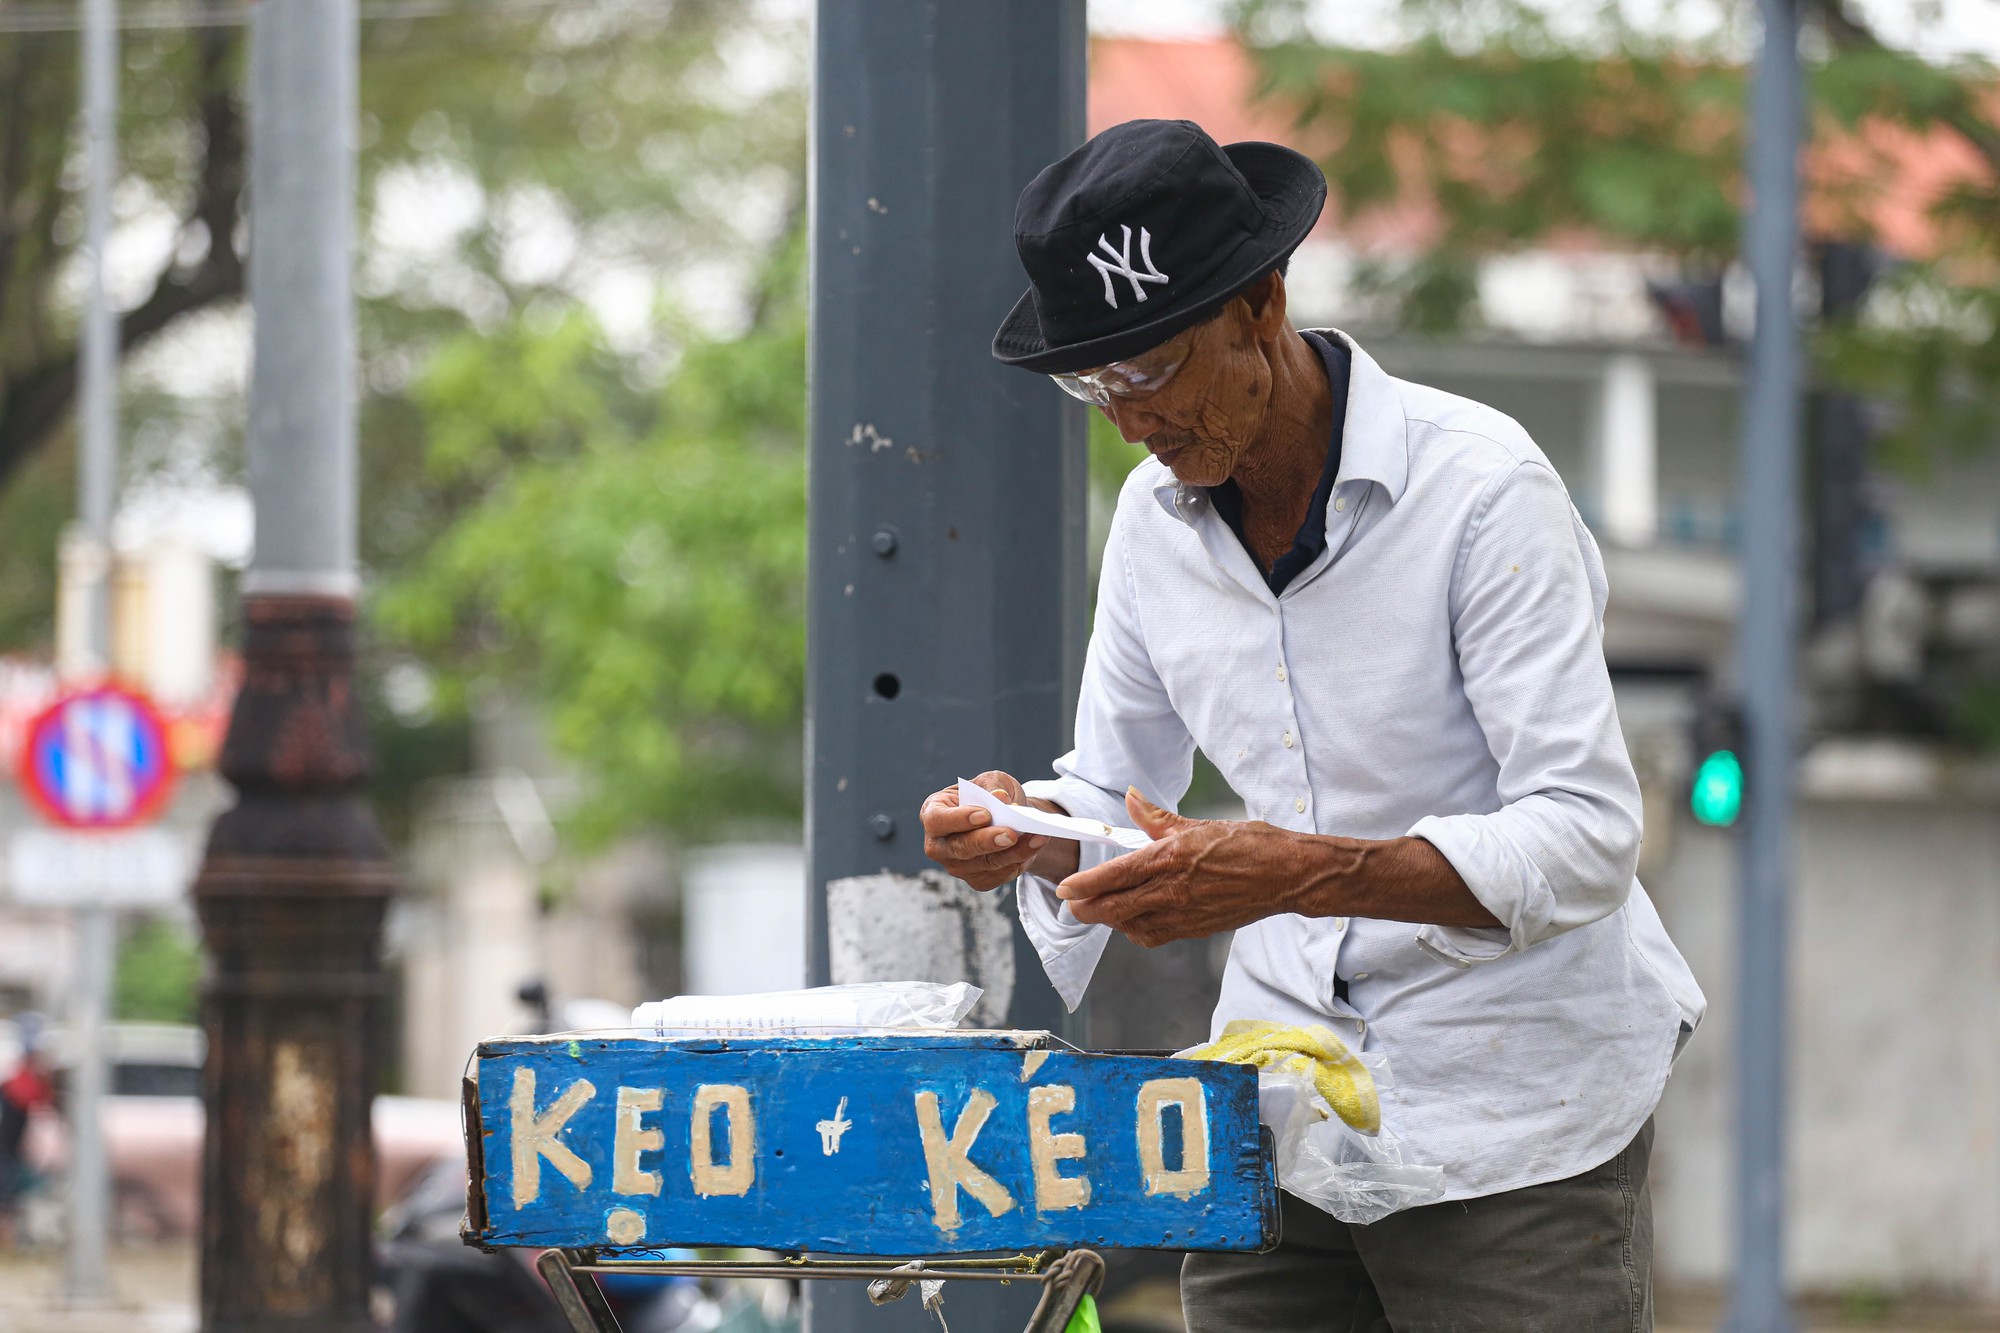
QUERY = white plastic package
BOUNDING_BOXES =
[1259,1064,1448,1224]
[1178,1026,1446,1225]
[631,981,983,1037]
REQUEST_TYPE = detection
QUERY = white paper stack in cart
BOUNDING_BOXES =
[629,980,982,1037]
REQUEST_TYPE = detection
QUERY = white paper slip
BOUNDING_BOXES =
[956,778,1154,852]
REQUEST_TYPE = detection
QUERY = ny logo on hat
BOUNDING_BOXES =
[1087,224,1170,309]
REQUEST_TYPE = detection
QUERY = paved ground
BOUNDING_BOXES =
[4,1245,1999,1331]
[0,1245,196,1333]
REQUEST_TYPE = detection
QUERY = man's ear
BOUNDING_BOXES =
[1241,270,1289,339]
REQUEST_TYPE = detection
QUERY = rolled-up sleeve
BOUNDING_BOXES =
[1408,460,1643,966]
[1016,496,1196,1010]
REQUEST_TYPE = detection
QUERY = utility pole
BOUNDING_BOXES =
[63,0,119,1305]
[1727,1,1801,1330]
[193,2,392,1329]
[805,3,1087,1330]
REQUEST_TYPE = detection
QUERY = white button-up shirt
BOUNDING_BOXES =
[1018,329,1705,1203]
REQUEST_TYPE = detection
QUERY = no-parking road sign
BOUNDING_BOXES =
[15,684,177,830]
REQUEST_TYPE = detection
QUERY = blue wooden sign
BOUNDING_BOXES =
[464,1033,1278,1256]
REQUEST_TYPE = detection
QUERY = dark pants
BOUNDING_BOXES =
[1182,1119,1654,1333]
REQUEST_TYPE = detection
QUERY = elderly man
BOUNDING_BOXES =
[919,119,1704,1331]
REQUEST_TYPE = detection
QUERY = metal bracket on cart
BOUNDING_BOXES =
[533,1246,1106,1333]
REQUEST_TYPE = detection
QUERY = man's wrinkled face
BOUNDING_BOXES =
[1091,295,1277,488]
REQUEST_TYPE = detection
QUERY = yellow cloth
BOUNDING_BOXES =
[1181,1019,1380,1133]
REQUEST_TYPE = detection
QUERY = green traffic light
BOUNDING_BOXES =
[1691,749,1744,827]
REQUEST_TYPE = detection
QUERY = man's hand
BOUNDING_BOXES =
[1059,788,1500,946]
[1056,788,1317,946]
[919,771,1079,891]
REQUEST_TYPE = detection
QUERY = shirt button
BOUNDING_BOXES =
[1275,665,1287,682]
[1334,496,1348,513]
[1354,972,1370,981]
[1333,918,1348,930]
[1282,731,1294,748]
[1294,797,1306,813]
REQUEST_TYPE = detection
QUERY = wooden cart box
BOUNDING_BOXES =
[462,1031,1279,1256]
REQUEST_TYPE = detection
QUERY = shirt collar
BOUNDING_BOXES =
[1315,327,1409,505]
[1152,326,1409,526]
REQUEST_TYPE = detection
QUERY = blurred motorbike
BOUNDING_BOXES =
[375,1128,796,1332]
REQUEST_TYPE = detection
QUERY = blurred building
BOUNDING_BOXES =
[1093,33,2000,1304]
[391,697,691,1101]
[392,769,815,1101]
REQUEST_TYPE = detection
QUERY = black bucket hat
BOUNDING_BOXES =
[992,119,1327,375]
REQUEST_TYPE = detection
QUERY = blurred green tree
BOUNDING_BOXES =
[349,0,808,585]
[0,1,805,650]
[374,240,808,844]
[0,2,815,840]
[115,916,200,1025]
[353,2,811,842]
[0,22,245,498]
[1230,0,2000,458]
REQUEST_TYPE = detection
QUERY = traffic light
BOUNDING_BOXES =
[1688,694,1745,828]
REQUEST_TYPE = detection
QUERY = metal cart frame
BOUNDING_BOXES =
[531,1245,1105,1333]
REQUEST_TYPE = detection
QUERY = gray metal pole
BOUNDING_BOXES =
[64,0,119,1305]
[242,0,358,600]
[1726,1,1801,1329]
[196,2,391,1328]
[805,2,1087,1329]
[63,910,114,1303]
[77,0,118,613]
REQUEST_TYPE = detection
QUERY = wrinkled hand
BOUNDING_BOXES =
[919,770,1055,892]
[1058,788,1318,947]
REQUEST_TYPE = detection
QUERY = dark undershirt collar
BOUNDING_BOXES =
[1207,330,1352,596]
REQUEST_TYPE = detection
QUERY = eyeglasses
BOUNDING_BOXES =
[1049,325,1199,407]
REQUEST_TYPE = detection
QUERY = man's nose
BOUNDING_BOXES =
[1099,397,1158,444]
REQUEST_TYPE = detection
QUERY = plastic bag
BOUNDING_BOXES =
[1177,1022,1445,1225]
[631,981,983,1037]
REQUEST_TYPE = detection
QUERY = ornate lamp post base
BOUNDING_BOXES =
[195,596,396,1331]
